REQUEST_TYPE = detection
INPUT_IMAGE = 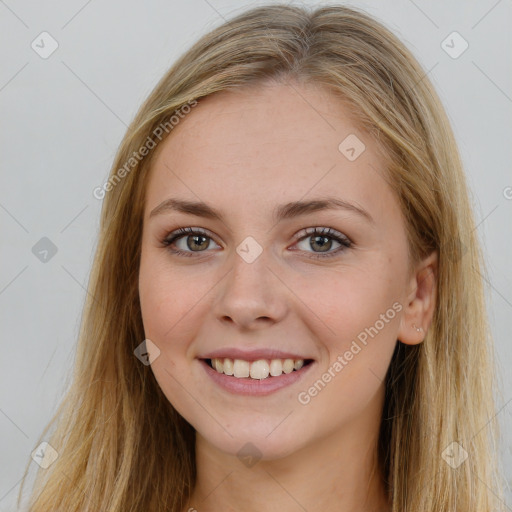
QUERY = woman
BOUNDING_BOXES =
[19,4,505,511]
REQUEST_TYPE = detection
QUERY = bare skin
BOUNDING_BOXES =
[138,80,437,512]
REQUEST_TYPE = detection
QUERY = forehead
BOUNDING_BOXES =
[145,82,395,223]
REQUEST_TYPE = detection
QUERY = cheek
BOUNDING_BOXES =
[138,263,194,400]
[139,253,204,341]
[293,282,398,428]
[302,264,401,342]
[294,260,402,403]
[138,256,205,413]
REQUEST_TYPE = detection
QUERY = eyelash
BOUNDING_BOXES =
[161,226,352,259]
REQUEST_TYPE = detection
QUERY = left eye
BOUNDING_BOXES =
[294,227,352,258]
[162,226,352,259]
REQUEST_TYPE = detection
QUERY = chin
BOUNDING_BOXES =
[196,421,308,462]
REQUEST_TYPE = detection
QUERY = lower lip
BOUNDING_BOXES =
[199,359,315,396]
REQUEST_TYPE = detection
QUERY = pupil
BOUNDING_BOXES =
[312,235,331,252]
[188,235,208,251]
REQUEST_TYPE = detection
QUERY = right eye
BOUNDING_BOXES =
[162,227,221,257]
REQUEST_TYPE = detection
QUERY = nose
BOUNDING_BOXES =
[211,248,289,330]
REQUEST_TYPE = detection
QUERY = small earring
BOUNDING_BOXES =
[413,324,423,332]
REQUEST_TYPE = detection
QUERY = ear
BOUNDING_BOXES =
[397,250,438,345]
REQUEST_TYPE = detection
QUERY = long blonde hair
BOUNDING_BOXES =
[20,4,504,511]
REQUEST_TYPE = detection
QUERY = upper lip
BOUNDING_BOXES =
[199,348,313,362]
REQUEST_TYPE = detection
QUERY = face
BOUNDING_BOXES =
[138,81,427,461]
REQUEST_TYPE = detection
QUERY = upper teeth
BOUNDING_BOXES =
[211,358,305,380]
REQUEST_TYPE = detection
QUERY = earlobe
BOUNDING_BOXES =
[397,251,438,346]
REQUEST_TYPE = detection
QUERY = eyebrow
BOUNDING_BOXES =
[149,196,374,225]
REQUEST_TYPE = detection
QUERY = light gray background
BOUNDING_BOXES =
[1,0,511,510]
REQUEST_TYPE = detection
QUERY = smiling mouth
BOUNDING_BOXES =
[204,357,314,380]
